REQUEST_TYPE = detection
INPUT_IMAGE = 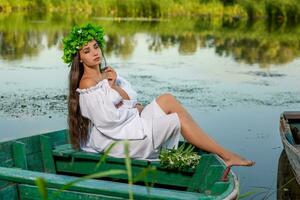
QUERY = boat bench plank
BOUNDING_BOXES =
[0,167,208,200]
[18,184,125,200]
[54,159,192,187]
[52,144,149,166]
[52,143,198,188]
[52,143,232,194]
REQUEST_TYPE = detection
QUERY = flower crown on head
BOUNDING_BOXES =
[62,23,105,64]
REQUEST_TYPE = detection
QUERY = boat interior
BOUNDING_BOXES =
[0,129,237,199]
[282,111,300,146]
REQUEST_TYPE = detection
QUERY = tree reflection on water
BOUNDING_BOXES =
[1,13,300,67]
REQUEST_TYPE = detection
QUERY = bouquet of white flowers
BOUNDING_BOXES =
[159,143,201,171]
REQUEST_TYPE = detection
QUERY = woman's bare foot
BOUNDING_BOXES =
[223,153,255,167]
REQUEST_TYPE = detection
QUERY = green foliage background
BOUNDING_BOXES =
[1,0,300,23]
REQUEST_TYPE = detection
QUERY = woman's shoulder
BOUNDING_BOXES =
[79,78,99,90]
[76,78,107,94]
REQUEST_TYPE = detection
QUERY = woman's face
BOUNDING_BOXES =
[79,39,101,68]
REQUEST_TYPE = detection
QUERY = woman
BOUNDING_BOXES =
[64,23,254,167]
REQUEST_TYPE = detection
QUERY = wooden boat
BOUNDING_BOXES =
[279,111,300,185]
[0,129,239,199]
[277,150,300,199]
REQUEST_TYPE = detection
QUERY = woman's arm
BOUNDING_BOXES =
[103,67,130,100]
[111,84,130,100]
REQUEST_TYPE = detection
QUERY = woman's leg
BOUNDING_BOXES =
[156,93,254,167]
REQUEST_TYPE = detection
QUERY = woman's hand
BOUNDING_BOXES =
[103,66,117,87]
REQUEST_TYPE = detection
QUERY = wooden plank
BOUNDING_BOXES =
[0,181,9,189]
[187,154,212,192]
[12,141,28,169]
[0,130,67,157]
[11,141,48,171]
[2,150,44,172]
[0,141,14,154]
[72,152,149,167]
[53,144,148,167]
[55,160,192,187]
[0,142,14,170]
[19,130,67,154]
[0,184,18,200]
[52,144,75,158]
[18,184,125,200]
[200,165,225,192]
[53,145,197,187]
[0,167,208,200]
[40,135,56,173]
[47,130,68,147]
[0,152,12,164]
[131,159,148,167]
[26,152,44,172]
[280,118,300,184]
[3,159,14,168]
[283,111,300,120]
[53,144,72,152]
[0,135,46,159]
[18,136,41,154]
[210,182,230,195]
[283,138,300,184]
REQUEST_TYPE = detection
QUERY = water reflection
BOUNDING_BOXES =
[0,31,43,60]
[277,150,300,200]
[106,34,136,59]
[213,38,300,68]
[1,13,300,67]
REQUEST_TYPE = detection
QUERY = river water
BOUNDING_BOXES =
[0,17,300,199]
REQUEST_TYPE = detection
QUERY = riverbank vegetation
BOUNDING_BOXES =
[0,0,300,24]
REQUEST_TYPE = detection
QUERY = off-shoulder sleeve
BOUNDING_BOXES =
[77,80,145,140]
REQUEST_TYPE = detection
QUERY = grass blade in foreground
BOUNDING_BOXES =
[35,177,48,200]
[124,140,134,200]
[96,141,119,168]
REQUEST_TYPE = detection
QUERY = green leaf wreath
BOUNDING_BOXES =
[62,23,105,64]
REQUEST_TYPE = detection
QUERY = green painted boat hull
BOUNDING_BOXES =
[0,129,238,199]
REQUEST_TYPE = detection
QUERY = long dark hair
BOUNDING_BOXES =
[68,46,107,149]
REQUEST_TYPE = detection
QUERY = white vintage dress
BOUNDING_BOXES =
[76,76,181,160]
